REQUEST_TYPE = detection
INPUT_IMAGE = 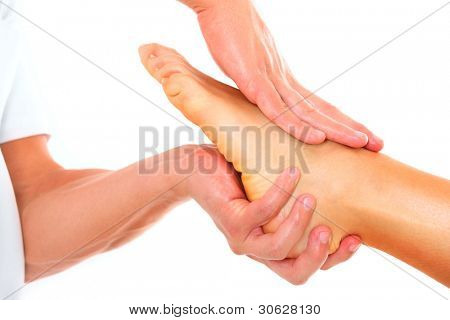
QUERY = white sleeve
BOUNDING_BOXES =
[0,41,50,144]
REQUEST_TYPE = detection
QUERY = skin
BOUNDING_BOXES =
[0,0,367,289]
[179,0,383,150]
[1,137,359,284]
[139,43,450,286]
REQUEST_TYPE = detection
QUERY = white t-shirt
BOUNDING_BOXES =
[0,0,49,299]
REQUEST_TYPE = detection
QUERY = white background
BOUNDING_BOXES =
[1,0,449,318]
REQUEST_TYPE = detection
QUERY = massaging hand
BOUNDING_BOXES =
[179,0,383,151]
[186,145,361,284]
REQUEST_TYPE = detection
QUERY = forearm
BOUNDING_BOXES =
[18,147,194,281]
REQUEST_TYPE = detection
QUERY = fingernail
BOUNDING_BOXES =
[349,242,361,252]
[310,129,326,143]
[302,195,314,210]
[319,231,330,245]
[288,167,300,182]
[356,131,369,145]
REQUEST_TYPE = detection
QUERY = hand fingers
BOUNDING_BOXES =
[243,194,315,260]
[275,113,327,145]
[318,102,383,151]
[286,73,384,151]
[243,167,300,230]
[321,235,362,270]
[258,226,331,285]
[239,75,326,144]
[272,76,369,148]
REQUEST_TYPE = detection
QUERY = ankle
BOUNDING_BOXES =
[300,142,372,236]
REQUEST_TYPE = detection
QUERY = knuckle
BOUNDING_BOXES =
[289,275,308,286]
[229,242,244,256]
[226,223,243,240]
[241,76,259,95]
[258,201,276,217]
[192,145,210,157]
[192,145,215,162]
[298,104,317,118]
[320,264,331,271]
[189,146,220,175]
[267,241,287,260]
[224,220,247,243]
[241,75,269,106]
[263,109,279,122]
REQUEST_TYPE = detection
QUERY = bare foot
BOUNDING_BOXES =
[139,43,362,256]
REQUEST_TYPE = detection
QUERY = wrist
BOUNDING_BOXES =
[178,144,227,201]
[140,145,201,202]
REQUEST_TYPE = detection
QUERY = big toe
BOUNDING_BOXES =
[163,73,210,125]
[139,43,179,61]
[139,43,189,82]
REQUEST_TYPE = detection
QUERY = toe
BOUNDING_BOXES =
[163,73,209,125]
[139,43,195,83]
[138,43,223,127]
[162,73,186,98]
[151,54,187,71]
[150,58,191,82]
[139,43,180,61]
